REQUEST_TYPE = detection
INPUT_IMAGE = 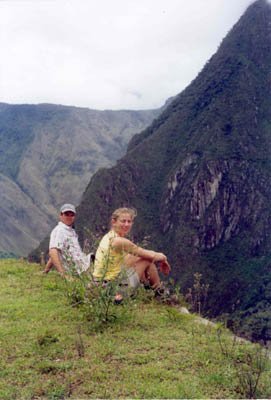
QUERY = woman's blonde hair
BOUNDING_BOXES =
[111,207,137,222]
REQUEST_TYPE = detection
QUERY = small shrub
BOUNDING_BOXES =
[235,346,270,399]
[46,383,66,400]
[75,326,85,358]
[216,326,271,398]
[37,333,59,346]
[185,272,209,315]
[63,267,134,332]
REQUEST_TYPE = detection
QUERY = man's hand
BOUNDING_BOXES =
[49,248,66,276]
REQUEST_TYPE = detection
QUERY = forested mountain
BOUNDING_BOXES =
[0,103,160,256]
[74,0,271,342]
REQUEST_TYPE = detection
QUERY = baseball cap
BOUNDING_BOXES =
[60,203,76,214]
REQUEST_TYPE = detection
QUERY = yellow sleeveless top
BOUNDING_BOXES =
[93,230,124,281]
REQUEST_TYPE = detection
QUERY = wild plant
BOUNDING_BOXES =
[216,324,238,358]
[75,326,85,358]
[83,275,130,329]
[167,278,185,305]
[62,239,134,331]
[216,326,271,398]
[82,228,101,254]
[235,346,270,399]
[235,347,270,399]
[185,272,209,315]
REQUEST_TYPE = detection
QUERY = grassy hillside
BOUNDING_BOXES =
[0,259,270,399]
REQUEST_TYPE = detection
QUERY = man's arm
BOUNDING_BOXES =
[43,257,54,273]
[49,248,66,276]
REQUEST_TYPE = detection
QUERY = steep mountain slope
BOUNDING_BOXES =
[75,0,271,342]
[0,103,160,255]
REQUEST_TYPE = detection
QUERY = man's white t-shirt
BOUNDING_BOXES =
[49,221,90,274]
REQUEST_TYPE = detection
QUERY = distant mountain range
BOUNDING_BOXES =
[68,0,271,342]
[0,103,163,256]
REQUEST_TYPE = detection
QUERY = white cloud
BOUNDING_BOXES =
[0,0,255,110]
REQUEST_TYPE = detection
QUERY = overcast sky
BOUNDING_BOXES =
[0,0,256,110]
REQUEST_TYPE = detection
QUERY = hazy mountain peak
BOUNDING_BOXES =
[0,103,161,256]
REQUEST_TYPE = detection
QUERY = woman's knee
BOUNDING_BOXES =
[133,260,150,279]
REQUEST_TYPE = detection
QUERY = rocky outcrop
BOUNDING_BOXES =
[162,158,270,252]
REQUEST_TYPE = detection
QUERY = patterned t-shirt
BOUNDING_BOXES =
[49,221,90,274]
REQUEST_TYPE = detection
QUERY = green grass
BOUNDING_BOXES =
[0,259,270,399]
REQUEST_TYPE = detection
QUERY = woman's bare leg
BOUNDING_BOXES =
[144,262,161,289]
[124,255,161,289]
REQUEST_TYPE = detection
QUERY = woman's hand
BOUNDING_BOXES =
[153,252,167,262]
[158,259,171,275]
[153,252,171,275]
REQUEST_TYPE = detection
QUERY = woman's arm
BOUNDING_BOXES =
[111,236,167,262]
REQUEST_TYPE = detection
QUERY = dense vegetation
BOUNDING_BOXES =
[0,259,270,399]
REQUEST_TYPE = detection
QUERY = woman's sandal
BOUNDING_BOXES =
[154,283,170,298]
[114,293,123,305]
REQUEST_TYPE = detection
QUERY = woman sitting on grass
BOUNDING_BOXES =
[93,207,170,297]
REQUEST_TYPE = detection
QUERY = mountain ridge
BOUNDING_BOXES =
[73,0,271,342]
[0,102,162,255]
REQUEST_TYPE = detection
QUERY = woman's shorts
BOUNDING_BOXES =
[121,266,140,288]
[94,267,140,289]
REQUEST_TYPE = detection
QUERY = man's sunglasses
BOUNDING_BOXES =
[62,211,75,216]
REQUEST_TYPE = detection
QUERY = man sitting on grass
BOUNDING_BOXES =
[44,203,92,278]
